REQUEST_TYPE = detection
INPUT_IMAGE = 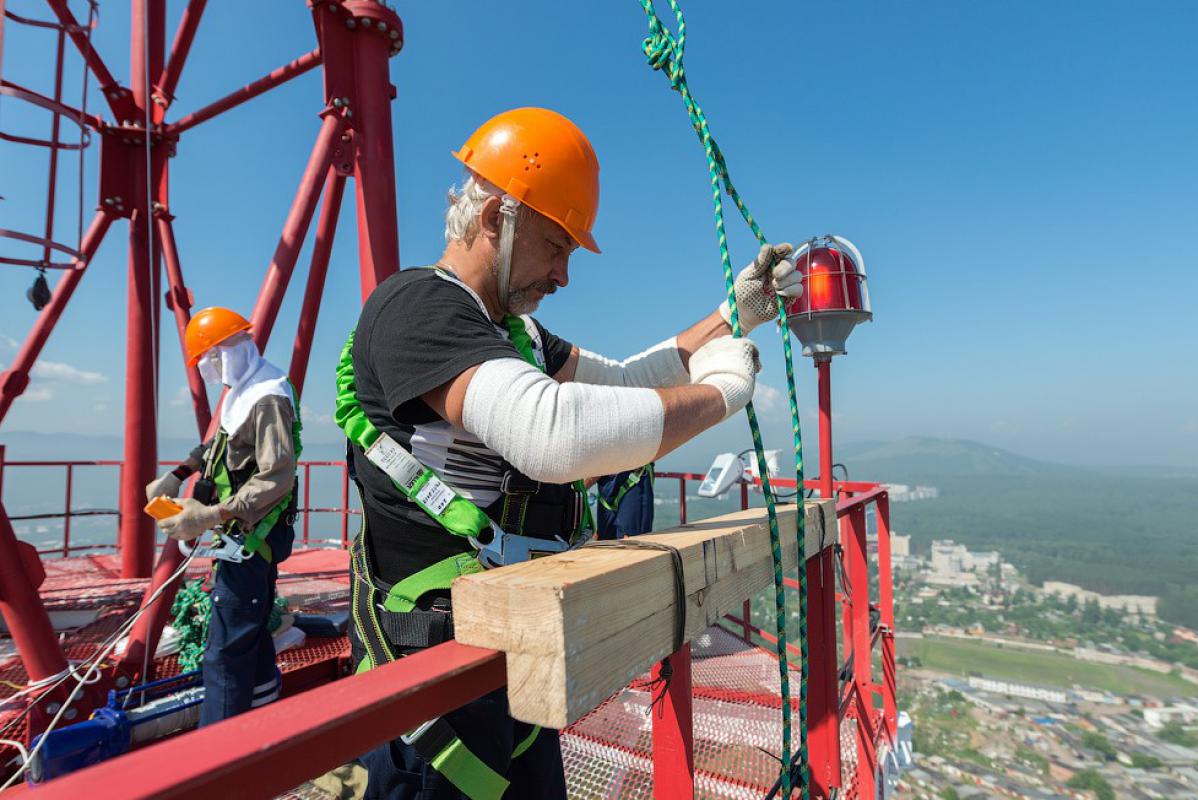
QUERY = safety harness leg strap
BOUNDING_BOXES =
[411,718,509,800]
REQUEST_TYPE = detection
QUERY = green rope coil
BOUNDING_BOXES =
[637,2,809,796]
[170,577,290,673]
[171,579,212,673]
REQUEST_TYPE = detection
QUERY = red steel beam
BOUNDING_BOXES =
[168,49,321,135]
[117,0,166,579]
[651,644,695,800]
[43,0,125,116]
[249,110,345,349]
[289,169,346,396]
[0,502,68,682]
[156,214,211,434]
[346,15,400,296]
[154,0,206,113]
[38,643,505,800]
[0,211,114,423]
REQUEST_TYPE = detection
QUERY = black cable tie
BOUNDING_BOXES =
[583,536,686,654]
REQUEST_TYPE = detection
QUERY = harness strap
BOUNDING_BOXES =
[411,718,509,800]
[335,331,491,540]
[381,552,483,614]
[599,463,655,513]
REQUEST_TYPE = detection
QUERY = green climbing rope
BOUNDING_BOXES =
[170,577,290,673]
[637,2,809,796]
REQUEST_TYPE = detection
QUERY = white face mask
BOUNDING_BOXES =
[197,350,222,383]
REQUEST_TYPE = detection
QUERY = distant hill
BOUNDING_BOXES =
[831,437,1198,629]
[839,436,1073,483]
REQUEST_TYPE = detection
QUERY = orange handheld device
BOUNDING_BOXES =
[144,495,183,520]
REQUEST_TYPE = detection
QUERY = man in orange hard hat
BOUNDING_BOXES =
[338,107,801,798]
[146,307,301,727]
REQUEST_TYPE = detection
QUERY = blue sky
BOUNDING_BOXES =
[1,0,1196,470]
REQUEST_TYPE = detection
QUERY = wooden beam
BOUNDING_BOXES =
[452,501,835,728]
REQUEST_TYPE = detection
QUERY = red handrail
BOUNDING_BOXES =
[0,457,897,798]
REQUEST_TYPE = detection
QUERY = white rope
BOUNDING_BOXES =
[0,547,197,788]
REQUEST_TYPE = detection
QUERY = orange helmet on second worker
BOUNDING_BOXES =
[185,307,252,366]
[453,107,601,253]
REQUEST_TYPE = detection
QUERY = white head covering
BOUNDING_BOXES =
[216,337,294,436]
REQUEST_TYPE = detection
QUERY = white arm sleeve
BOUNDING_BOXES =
[573,336,688,388]
[463,358,663,484]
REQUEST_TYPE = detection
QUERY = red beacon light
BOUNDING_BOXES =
[784,234,872,359]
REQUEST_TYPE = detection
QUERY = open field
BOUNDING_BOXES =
[897,635,1197,699]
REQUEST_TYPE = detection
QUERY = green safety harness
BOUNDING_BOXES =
[191,387,303,564]
[638,2,810,796]
[597,463,654,514]
[336,290,591,800]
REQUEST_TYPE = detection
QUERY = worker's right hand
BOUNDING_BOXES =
[689,336,761,419]
[145,471,182,501]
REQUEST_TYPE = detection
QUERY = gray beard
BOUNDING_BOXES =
[506,286,543,316]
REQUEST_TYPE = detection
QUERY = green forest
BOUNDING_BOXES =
[839,438,1198,629]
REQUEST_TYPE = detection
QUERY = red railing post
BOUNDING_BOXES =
[848,504,877,798]
[303,463,312,545]
[876,492,897,746]
[678,477,687,525]
[651,643,694,799]
[63,464,74,557]
[806,546,841,795]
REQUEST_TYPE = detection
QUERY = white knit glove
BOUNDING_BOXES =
[717,243,801,333]
[158,497,223,542]
[690,336,761,419]
[145,471,182,501]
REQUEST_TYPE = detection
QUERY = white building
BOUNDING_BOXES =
[966,676,1068,703]
[1144,702,1198,729]
[885,484,940,502]
[930,540,1001,575]
[1042,581,1158,617]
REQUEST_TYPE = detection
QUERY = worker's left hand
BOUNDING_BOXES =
[158,497,223,542]
[718,243,801,334]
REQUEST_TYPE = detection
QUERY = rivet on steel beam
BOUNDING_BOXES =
[390,29,400,39]
[64,707,78,721]
[46,702,61,715]
[377,21,386,31]
[116,676,129,688]
[345,18,357,28]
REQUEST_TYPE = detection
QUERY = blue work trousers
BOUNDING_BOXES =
[198,521,293,727]
[595,469,655,540]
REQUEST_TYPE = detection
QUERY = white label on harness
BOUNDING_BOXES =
[415,476,454,516]
[364,433,424,492]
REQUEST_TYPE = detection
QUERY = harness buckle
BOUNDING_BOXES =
[179,533,250,563]
[499,471,539,495]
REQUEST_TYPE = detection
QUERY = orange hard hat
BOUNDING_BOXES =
[452,107,601,253]
[185,307,252,366]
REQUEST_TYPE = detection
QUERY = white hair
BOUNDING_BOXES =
[444,174,532,245]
